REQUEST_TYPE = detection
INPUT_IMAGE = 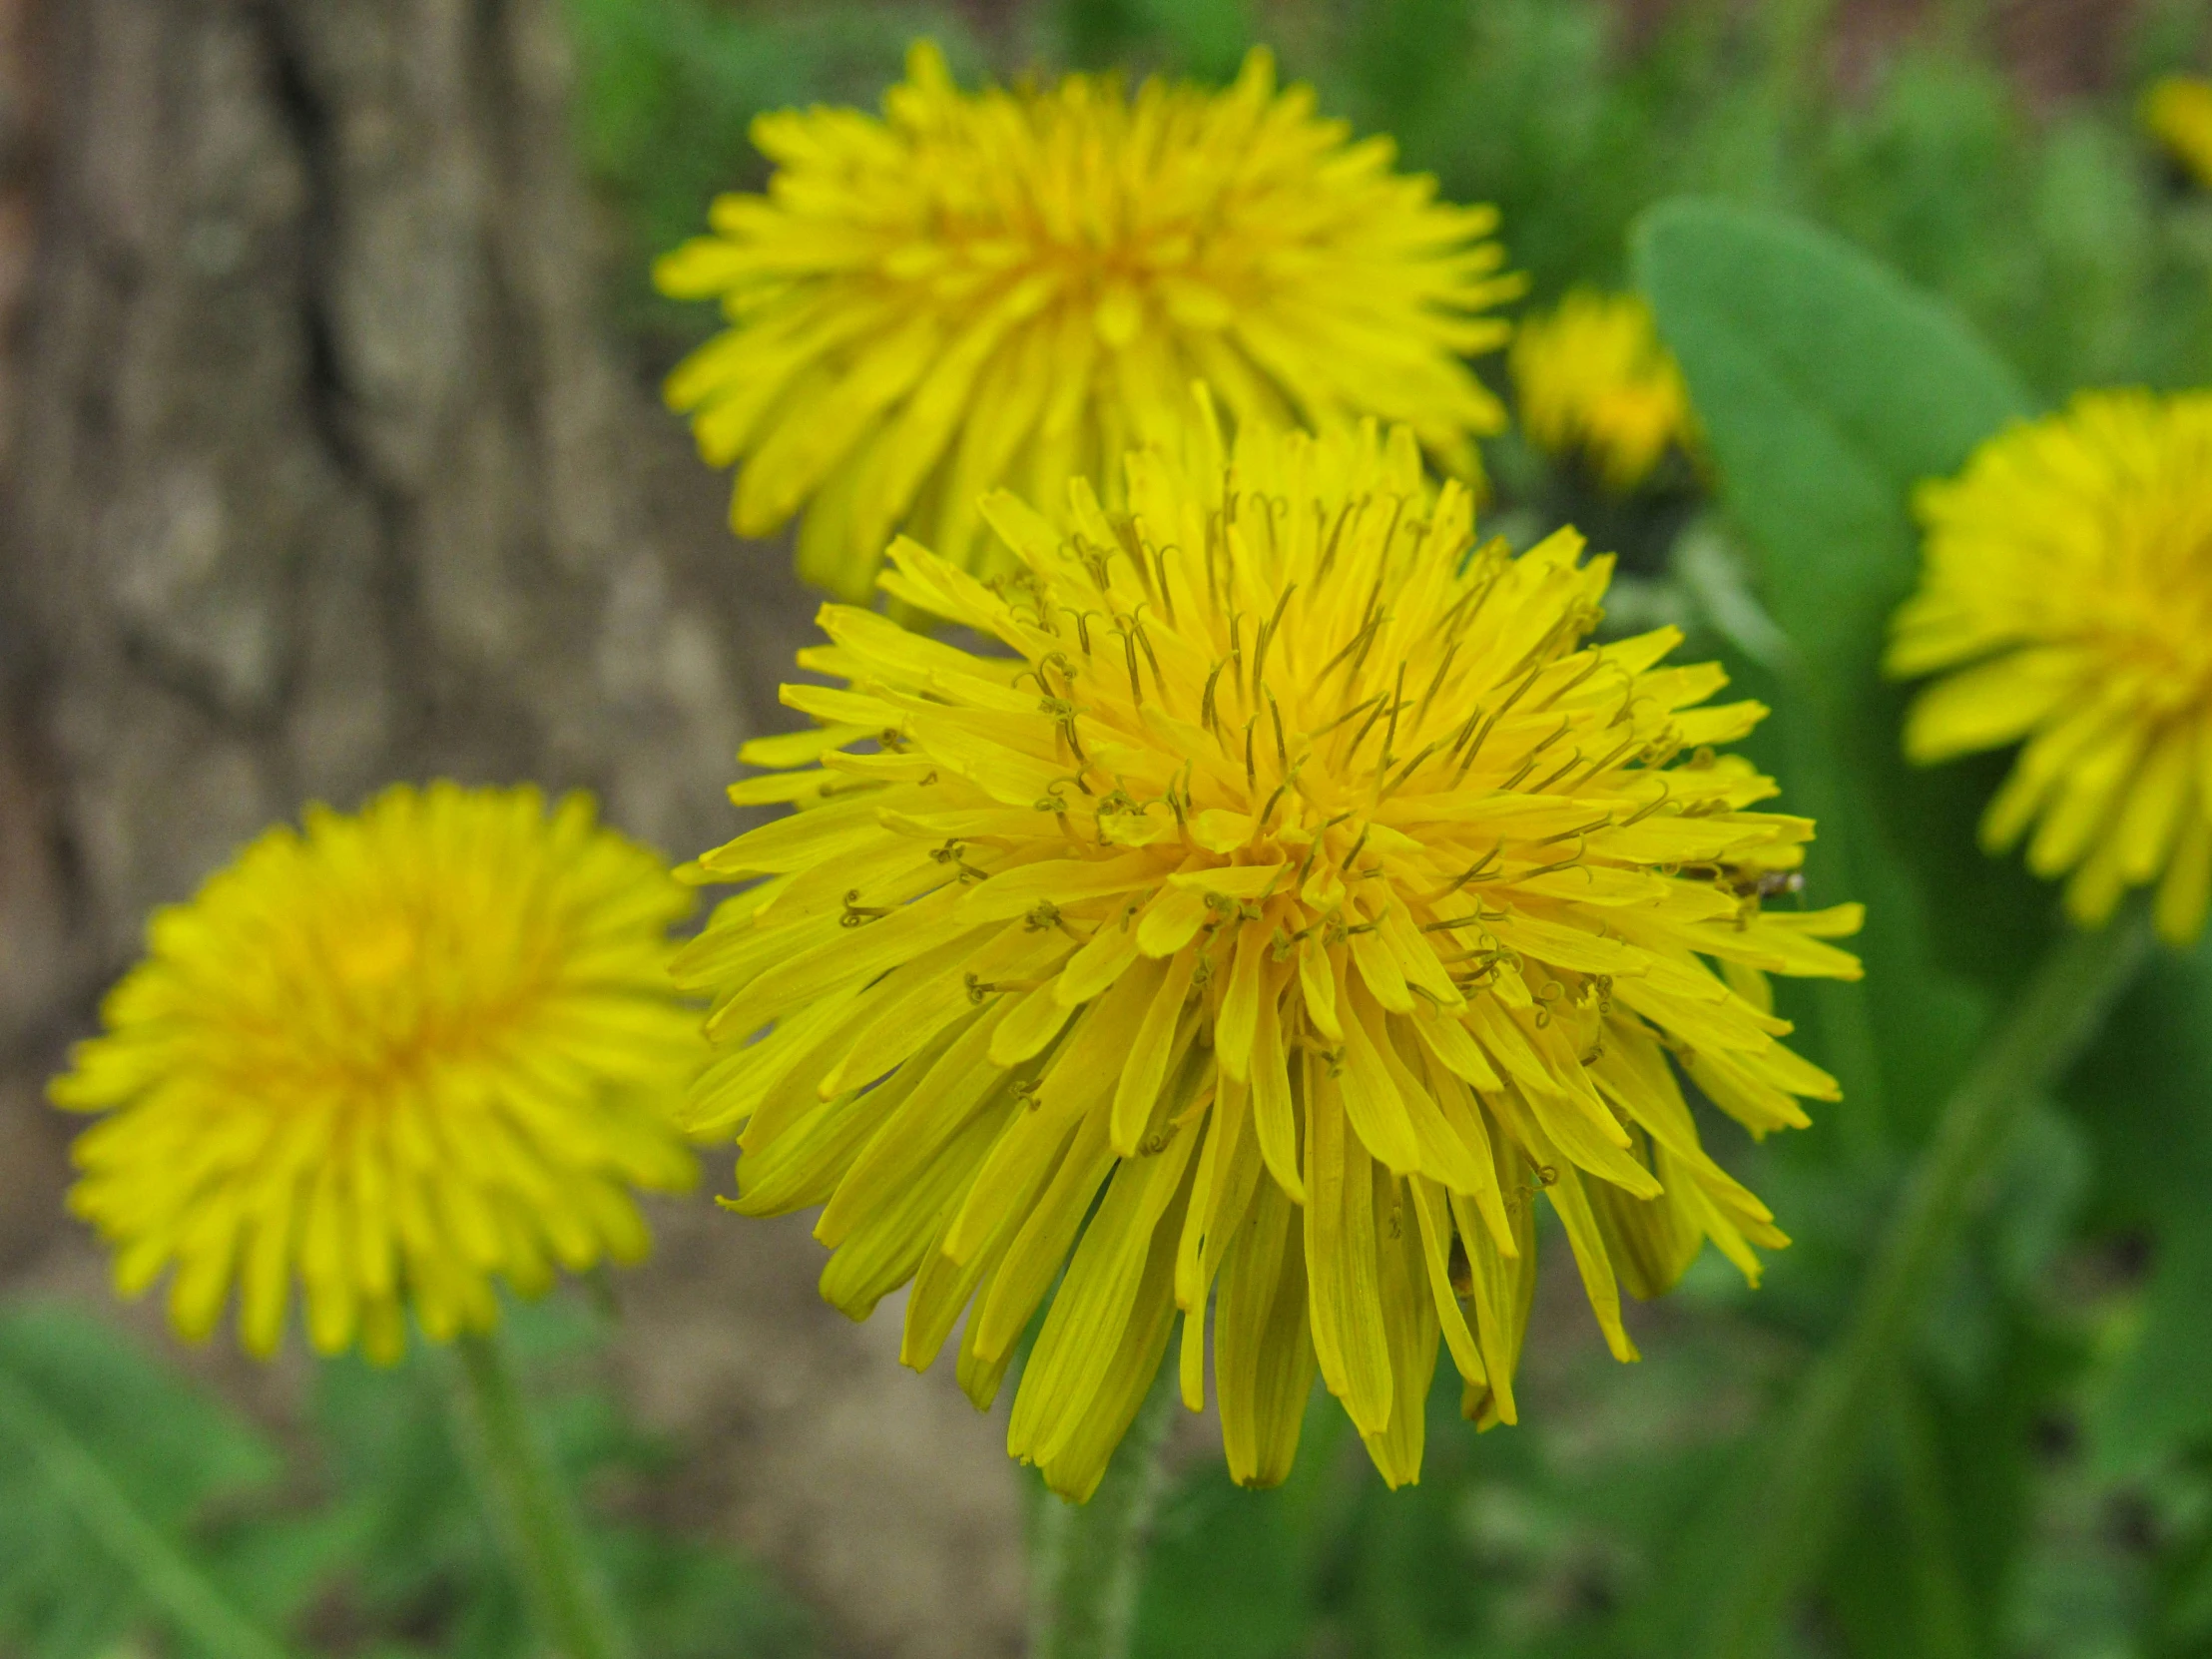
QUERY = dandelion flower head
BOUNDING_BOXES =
[682,397,1861,1499]
[655,42,1519,600]
[1892,391,2212,944]
[2143,76,2212,189]
[1509,289,1694,494]
[53,784,703,1363]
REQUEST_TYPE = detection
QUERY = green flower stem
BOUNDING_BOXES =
[1030,1363,1180,1659]
[0,1362,296,1659]
[447,1327,635,1659]
[1887,1377,1976,1659]
[1701,905,2152,1658]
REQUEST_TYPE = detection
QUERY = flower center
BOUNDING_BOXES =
[329,914,419,990]
[2090,532,2212,714]
[276,890,568,1104]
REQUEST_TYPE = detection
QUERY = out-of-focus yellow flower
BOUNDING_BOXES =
[1510,289,1694,493]
[1892,391,2212,944]
[53,784,702,1363]
[655,42,1519,601]
[681,399,1859,1500]
[2144,75,2212,188]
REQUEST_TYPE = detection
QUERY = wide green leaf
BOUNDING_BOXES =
[0,1305,302,1659]
[2067,935,2212,1475]
[1632,197,2067,1658]
[1635,201,2031,660]
[1635,197,2041,1142]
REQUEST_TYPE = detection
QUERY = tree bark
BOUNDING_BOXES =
[0,8,1031,1653]
[0,0,775,1085]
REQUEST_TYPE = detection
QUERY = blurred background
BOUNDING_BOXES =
[3,1,2211,1656]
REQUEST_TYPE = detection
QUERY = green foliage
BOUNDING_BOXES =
[1132,1396,1340,1658]
[0,1300,807,1659]
[1133,1312,1797,1658]
[1323,0,2212,401]
[1639,196,2212,1659]
[561,0,987,337]
[0,1305,302,1659]
[2068,939,2212,1477]
[1637,198,2035,1133]
[1057,0,1253,80]
[307,1298,808,1659]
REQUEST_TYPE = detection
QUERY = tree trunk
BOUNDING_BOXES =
[0,6,1029,1654]
[0,0,850,1306]
[0,0,824,1175]
[3,0,762,997]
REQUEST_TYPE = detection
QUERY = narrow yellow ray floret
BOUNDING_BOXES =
[1892,390,2212,944]
[684,401,1860,1499]
[53,784,703,1363]
[1510,289,1695,493]
[656,41,1519,600]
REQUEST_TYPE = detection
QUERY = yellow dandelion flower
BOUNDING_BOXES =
[1510,289,1695,493]
[654,42,1519,601]
[52,784,703,1364]
[681,397,1860,1499]
[1891,390,2212,944]
[2144,75,2212,189]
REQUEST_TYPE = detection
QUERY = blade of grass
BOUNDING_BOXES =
[0,1361,297,1659]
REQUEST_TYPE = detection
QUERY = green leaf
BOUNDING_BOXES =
[0,1304,299,1659]
[2069,935,2212,1474]
[0,1293,809,1659]
[2095,1231,2212,1472]
[2147,1453,2212,1656]
[0,1306,277,1523]
[1821,1312,2081,1659]
[1634,201,2031,672]
[1057,0,1255,80]
[562,0,987,331]
[309,1296,812,1659]
[1132,1472,1316,1659]
[1635,197,2042,1141]
[1133,1386,1345,1659]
